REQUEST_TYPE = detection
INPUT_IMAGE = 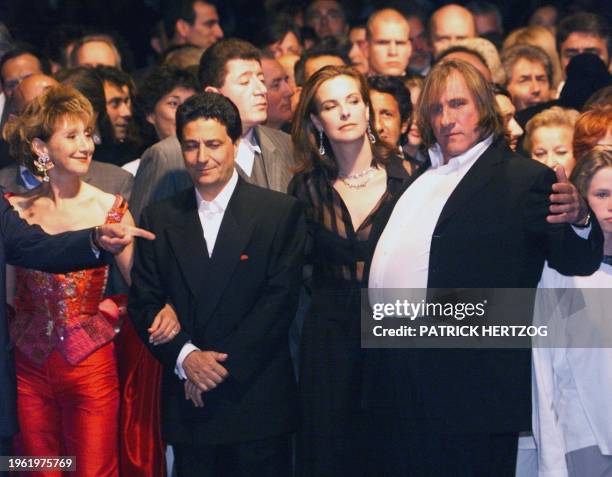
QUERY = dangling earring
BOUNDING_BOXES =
[318,130,326,155]
[367,124,376,144]
[33,152,52,182]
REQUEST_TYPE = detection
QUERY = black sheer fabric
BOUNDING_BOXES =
[289,156,411,477]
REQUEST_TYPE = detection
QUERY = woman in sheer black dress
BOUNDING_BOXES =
[289,65,414,477]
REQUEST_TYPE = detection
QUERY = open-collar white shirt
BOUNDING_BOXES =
[235,128,261,177]
[369,135,493,295]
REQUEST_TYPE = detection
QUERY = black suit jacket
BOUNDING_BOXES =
[0,196,106,437]
[128,178,305,446]
[364,138,603,434]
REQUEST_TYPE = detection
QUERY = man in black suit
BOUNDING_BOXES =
[367,60,602,476]
[128,93,305,477]
[0,206,154,456]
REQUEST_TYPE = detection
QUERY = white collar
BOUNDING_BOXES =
[235,128,262,176]
[194,169,239,213]
[241,128,261,153]
[428,134,494,174]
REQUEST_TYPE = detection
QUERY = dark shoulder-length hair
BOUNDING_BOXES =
[291,64,393,177]
[416,59,505,150]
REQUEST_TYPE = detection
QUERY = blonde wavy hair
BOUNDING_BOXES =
[523,106,579,154]
[3,84,94,174]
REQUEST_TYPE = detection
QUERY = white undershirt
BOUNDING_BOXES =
[235,128,261,177]
[369,135,493,299]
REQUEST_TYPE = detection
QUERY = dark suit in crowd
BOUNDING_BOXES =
[129,179,305,477]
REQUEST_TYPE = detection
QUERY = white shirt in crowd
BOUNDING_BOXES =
[369,134,493,295]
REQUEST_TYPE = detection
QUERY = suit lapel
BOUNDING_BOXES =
[195,179,258,328]
[165,190,211,305]
[434,138,506,233]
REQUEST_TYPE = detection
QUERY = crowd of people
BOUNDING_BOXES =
[0,0,610,476]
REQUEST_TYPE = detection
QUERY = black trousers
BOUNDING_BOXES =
[173,434,292,477]
[366,412,518,477]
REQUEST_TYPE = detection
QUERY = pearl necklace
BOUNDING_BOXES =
[338,166,377,189]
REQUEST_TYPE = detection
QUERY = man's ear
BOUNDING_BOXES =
[175,19,190,40]
[31,138,48,158]
[400,120,409,135]
[204,86,220,94]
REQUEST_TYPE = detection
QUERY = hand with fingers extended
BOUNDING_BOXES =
[182,350,229,392]
[547,165,589,225]
[149,303,180,345]
[185,379,205,407]
[94,223,156,254]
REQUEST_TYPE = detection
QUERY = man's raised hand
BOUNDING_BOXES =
[547,165,589,225]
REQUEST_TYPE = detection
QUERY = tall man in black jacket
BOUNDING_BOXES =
[367,60,602,476]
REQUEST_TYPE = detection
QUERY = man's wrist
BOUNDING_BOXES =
[573,211,591,228]
[91,226,102,249]
[89,226,102,257]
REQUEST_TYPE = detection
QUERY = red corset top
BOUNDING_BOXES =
[9,195,128,365]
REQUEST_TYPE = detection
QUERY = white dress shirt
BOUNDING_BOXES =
[532,262,612,477]
[174,169,239,379]
[235,128,261,177]
[369,135,493,298]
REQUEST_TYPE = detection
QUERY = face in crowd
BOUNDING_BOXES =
[586,165,612,238]
[207,59,268,134]
[181,117,236,198]
[1,53,43,98]
[147,87,197,140]
[428,70,482,162]
[75,41,119,68]
[429,4,476,57]
[310,74,369,150]
[305,0,348,39]
[506,57,551,111]
[406,15,432,73]
[370,89,407,150]
[33,115,95,180]
[261,56,294,129]
[559,31,610,77]
[367,9,412,77]
[177,0,224,49]
[103,81,132,141]
[348,26,369,75]
[494,93,523,152]
[530,124,576,174]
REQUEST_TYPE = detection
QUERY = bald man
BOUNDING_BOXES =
[429,4,476,56]
[366,9,412,76]
[11,73,58,114]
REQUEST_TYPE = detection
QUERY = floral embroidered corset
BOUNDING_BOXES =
[10,195,128,365]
